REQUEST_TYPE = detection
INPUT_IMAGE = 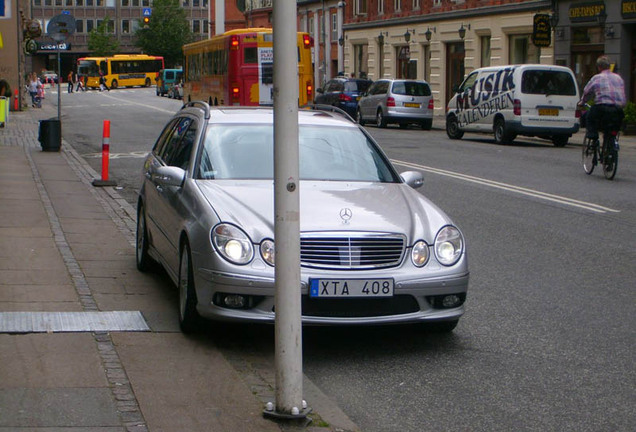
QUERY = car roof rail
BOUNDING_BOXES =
[301,103,356,123]
[183,100,211,119]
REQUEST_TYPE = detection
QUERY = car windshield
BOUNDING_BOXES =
[198,124,398,182]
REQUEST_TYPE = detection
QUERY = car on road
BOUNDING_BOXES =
[314,77,373,118]
[357,79,434,130]
[39,70,58,84]
[136,102,468,333]
[445,64,580,146]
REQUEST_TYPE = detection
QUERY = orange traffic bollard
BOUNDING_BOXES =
[92,120,117,187]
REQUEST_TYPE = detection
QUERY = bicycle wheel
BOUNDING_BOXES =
[582,137,597,175]
[602,137,618,180]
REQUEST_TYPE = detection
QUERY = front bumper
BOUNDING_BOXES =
[193,267,469,325]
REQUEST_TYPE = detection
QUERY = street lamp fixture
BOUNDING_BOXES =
[549,12,559,29]
[597,8,607,27]
[458,23,470,40]
[424,27,436,42]
[377,31,388,45]
[404,29,415,43]
[338,36,344,46]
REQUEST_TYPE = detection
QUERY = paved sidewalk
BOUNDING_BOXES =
[0,106,359,432]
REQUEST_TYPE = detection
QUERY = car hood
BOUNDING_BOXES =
[196,180,452,244]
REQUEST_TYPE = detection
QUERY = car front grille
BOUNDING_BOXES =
[301,295,419,317]
[300,233,405,269]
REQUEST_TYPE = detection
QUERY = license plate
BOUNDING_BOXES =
[309,278,394,298]
[538,108,559,116]
[404,102,420,108]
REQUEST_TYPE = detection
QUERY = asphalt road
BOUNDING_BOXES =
[56,87,635,431]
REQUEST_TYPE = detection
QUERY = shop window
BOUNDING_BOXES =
[509,34,540,64]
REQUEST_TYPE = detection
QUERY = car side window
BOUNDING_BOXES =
[459,72,479,93]
[169,119,198,170]
[379,82,389,95]
[153,118,179,157]
[159,117,194,168]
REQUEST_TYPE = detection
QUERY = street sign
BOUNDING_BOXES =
[142,7,151,16]
[47,13,76,42]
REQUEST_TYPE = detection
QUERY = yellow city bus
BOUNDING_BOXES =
[77,54,164,89]
[183,28,314,106]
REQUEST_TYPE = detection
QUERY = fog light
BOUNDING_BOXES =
[223,294,246,308]
[442,295,461,308]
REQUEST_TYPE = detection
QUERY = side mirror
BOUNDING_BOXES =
[152,166,186,188]
[400,171,424,189]
[316,88,324,94]
[452,84,460,93]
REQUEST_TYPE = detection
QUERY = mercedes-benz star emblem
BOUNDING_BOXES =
[340,208,352,223]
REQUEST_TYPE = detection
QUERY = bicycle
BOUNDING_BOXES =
[581,104,621,180]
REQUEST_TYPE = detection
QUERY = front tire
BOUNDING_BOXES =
[110,80,118,89]
[356,108,365,126]
[136,204,154,272]
[145,78,151,87]
[179,242,200,333]
[446,115,464,139]
[582,137,596,175]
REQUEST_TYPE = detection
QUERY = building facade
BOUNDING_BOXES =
[552,0,636,102]
[24,0,210,78]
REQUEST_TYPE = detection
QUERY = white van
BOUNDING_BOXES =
[446,65,580,146]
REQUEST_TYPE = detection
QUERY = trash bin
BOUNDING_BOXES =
[39,118,61,151]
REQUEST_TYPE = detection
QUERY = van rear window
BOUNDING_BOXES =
[521,71,577,96]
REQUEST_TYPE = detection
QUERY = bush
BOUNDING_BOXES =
[624,101,636,125]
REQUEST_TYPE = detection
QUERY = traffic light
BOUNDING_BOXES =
[143,16,150,27]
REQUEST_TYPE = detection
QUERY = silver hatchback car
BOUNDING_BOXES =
[136,103,468,332]
[357,79,434,130]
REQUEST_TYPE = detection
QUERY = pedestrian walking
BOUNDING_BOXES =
[75,73,85,92]
[67,71,74,93]
[27,73,40,108]
[99,71,110,92]
[36,79,44,108]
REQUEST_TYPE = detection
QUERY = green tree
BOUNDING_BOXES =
[135,0,194,68]
[88,16,119,56]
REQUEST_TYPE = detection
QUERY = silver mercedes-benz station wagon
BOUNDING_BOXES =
[136,102,469,333]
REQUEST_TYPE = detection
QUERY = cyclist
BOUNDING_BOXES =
[579,55,626,141]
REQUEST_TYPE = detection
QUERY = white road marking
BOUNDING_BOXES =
[393,159,620,214]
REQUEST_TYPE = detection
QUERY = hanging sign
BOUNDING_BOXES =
[532,13,551,47]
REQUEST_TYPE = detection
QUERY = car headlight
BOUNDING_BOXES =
[211,223,254,265]
[260,239,275,266]
[411,240,430,267]
[434,226,464,266]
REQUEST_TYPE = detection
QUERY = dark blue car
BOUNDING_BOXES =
[314,77,373,118]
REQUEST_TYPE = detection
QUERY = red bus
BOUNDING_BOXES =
[182,28,314,106]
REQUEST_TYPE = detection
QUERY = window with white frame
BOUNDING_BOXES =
[331,13,337,41]
[413,0,420,9]
[433,0,441,6]
[106,0,115,6]
[309,16,314,37]
[193,20,201,33]
[44,0,51,5]
[509,34,540,64]
[122,20,130,34]
[75,19,84,33]
[121,0,128,5]
[203,19,209,33]
[65,0,72,6]
[394,0,401,11]
[55,0,61,5]
[355,0,367,15]
[378,0,384,14]
[86,20,94,33]
[33,0,42,6]
[480,36,491,67]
